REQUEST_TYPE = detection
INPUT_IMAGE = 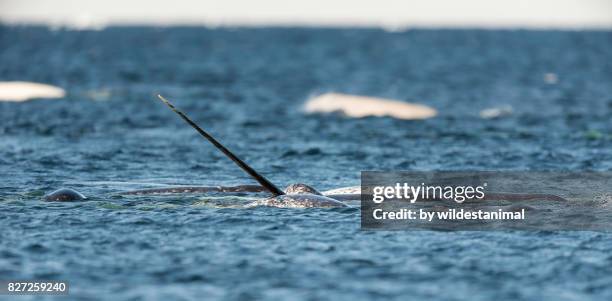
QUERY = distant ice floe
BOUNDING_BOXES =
[479,105,513,119]
[304,93,437,120]
[0,81,66,102]
[544,72,559,84]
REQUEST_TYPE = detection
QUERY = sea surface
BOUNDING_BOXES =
[1,26,612,300]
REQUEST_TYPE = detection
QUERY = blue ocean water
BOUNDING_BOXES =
[1,26,612,300]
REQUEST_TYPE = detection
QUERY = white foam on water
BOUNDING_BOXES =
[323,186,361,195]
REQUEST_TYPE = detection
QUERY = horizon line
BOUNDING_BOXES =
[2,18,612,31]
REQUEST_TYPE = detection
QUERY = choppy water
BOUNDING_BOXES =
[1,26,612,300]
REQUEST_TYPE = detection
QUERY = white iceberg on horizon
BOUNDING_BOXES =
[0,81,66,102]
[304,93,437,120]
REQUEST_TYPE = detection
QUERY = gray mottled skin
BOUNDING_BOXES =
[43,183,348,207]
[119,185,267,195]
[44,188,87,202]
[283,183,323,195]
[246,194,348,208]
[247,184,348,208]
[121,183,349,208]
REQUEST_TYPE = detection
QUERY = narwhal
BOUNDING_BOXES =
[44,95,568,206]
[152,95,349,208]
[44,96,354,206]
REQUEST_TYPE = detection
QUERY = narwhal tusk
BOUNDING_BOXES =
[156,94,285,196]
